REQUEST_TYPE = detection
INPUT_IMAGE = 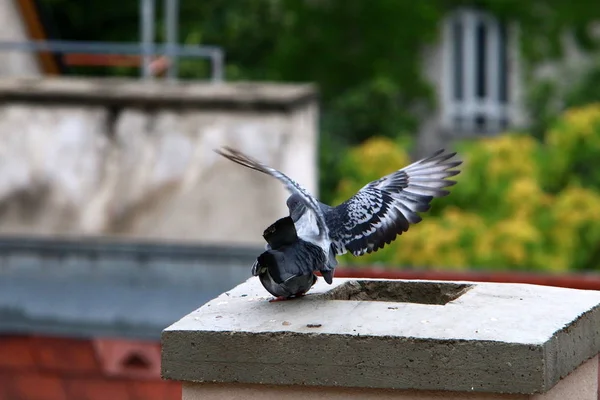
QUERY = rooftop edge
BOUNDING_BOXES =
[161,277,600,394]
[0,77,319,111]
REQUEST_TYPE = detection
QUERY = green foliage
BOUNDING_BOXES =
[334,104,600,272]
[564,63,600,108]
[525,78,560,141]
[526,58,600,141]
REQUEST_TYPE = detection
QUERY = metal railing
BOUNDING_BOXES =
[0,0,225,82]
[0,39,225,82]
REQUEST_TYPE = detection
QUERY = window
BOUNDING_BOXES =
[441,8,510,135]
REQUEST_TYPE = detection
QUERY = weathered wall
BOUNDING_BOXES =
[0,77,319,246]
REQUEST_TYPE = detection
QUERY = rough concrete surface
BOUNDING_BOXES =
[0,77,318,245]
[162,277,600,395]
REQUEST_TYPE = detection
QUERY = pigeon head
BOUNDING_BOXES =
[262,216,298,249]
[286,193,307,223]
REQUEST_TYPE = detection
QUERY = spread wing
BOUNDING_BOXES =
[215,146,329,238]
[327,149,461,256]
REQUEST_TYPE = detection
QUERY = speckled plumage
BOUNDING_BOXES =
[216,146,461,296]
[323,149,461,256]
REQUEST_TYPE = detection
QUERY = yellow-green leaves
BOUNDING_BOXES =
[334,104,600,272]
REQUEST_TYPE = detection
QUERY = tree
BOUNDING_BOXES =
[39,0,600,203]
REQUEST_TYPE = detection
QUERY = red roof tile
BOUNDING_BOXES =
[32,336,100,375]
[5,371,67,400]
[129,380,171,400]
[0,336,36,370]
[0,334,180,400]
[65,377,130,400]
[0,371,12,400]
[163,381,182,400]
[93,338,161,380]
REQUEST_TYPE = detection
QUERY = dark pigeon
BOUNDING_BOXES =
[252,216,327,301]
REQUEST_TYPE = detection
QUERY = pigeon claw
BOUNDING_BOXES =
[269,296,291,303]
[268,293,307,303]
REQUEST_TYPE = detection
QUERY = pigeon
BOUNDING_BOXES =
[252,215,326,301]
[216,146,461,297]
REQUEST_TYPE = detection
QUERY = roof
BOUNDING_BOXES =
[0,334,181,400]
[0,235,261,340]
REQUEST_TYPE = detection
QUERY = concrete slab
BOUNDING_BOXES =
[161,277,600,395]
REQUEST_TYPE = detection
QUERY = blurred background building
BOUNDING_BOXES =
[0,1,599,399]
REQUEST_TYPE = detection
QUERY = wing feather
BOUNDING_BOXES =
[214,146,329,238]
[327,149,461,256]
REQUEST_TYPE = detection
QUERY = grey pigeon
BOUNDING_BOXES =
[252,216,326,301]
[216,146,461,296]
